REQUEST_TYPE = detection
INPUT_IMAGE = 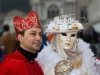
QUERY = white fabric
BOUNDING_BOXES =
[36,39,100,75]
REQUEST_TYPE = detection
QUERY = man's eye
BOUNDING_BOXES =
[39,34,42,37]
[31,33,36,35]
[61,33,67,36]
[71,34,75,37]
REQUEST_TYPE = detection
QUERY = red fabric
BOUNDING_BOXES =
[98,57,100,60]
[0,50,44,75]
[48,33,54,42]
[13,11,41,40]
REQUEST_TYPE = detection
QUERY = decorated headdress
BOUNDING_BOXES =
[13,11,41,40]
[45,14,84,34]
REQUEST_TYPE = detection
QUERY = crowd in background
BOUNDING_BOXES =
[0,24,18,62]
[80,26,100,57]
[80,27,99,44]
[0,24,100,62]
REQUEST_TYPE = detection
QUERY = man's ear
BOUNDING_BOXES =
[18,34,23,42]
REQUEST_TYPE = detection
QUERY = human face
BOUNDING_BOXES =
[18,28,42,53]
[58,31,77,50]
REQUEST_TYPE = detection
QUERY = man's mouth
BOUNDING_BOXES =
[33,41,41,45]
[34,43,40,45]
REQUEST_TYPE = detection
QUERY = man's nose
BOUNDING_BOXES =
[36,34,41,40]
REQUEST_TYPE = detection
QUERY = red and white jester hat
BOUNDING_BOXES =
[13,11,41,40]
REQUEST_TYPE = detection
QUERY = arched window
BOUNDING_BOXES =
[81,7,87,18]
[48,5,59,19]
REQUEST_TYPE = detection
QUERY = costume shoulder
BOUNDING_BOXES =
[0,54,28,75]
[77,38,100,75]
[36,42,64,66]
[36,42,64,75]
[78,38,94,55]
[78,38,100,64]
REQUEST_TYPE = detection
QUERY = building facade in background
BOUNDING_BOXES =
[0,0,89,33]
[29,0,89,32]
[88,0,100,33]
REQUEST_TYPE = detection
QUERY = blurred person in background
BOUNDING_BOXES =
[0,30,6,62]
[88,26,99,43]
[0,43,5,62]
[97,33,100,43]
[0,11,44,75]
[87,26,99,56]
[1,24,18,54]
[40,34,47,50]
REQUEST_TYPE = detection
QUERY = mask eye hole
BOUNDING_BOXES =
[61,33,67,36]
[71,34,75,37]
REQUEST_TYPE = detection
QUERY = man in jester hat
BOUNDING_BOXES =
[0,11,44,75]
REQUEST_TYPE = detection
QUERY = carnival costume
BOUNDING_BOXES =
[36,14,100,75]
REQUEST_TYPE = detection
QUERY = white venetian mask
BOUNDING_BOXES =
[58,31,78,50]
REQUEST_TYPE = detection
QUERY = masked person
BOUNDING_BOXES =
[0,11,44,75]
[36,14,100,75]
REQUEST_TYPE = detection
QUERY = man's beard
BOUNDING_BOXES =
[31,40,41,51]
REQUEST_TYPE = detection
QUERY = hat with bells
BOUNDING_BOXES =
[13,11,41,40]
[45,14,84,34]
